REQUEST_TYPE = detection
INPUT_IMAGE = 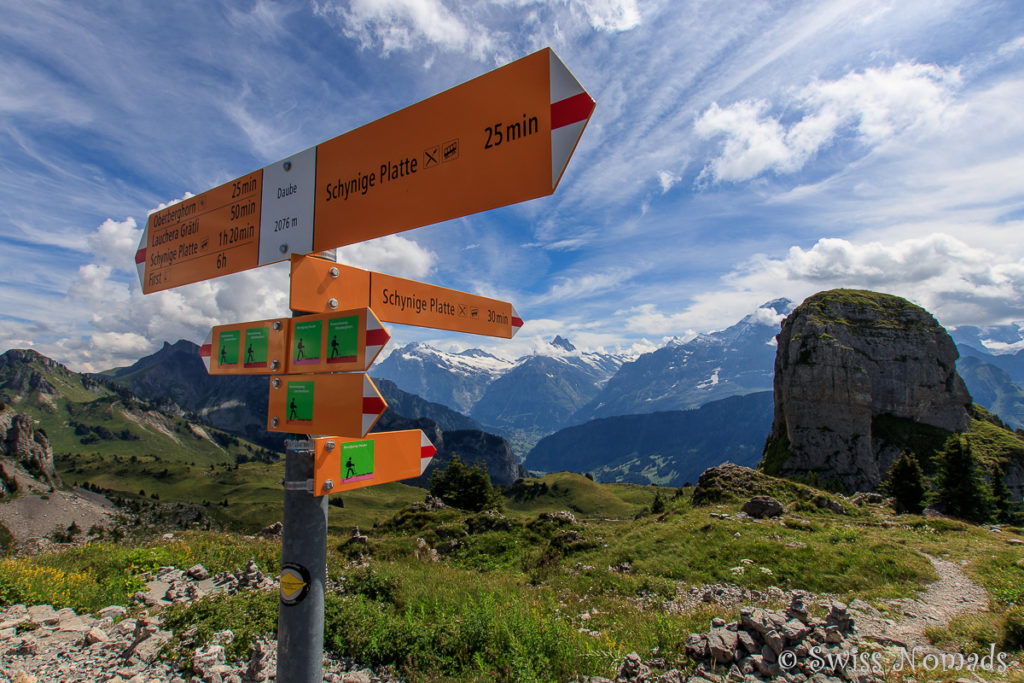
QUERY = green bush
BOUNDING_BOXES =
[163,591,278,663]
[430,454,502,512]
[1004,606,1024,650]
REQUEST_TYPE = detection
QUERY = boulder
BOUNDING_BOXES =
[741,496,783,518]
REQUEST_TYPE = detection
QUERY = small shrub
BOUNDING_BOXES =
[345,566,401,604]
[650,491,666,515]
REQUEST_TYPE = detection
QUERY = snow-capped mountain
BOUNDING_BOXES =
[574,299,793,421]
[370,343,515,414]
[370,337,631,450]
[470,340,631,443]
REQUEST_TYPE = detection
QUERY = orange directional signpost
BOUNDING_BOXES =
[135,47,594,294]
[266,372,386,437]
[200,308,389,375]
[289,256,523,338]
[135,47,593,683]
[312,431,436,496]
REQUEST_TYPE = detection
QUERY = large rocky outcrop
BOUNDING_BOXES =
[762,290,971,492]
[0,404,61,491]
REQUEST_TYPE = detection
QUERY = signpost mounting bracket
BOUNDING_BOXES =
[283,478,314,492]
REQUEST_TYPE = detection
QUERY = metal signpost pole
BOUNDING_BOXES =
[277,439,327,682]
[277,249,337,681]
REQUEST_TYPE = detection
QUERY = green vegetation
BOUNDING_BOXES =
[883,451,926,514]
[3,470,1024,680]
[759,433,793,475]
[430,454,503,512]
[797,289,939,332]
[0,532,278,613]
[936,434,995,523]
[504,472,642,518]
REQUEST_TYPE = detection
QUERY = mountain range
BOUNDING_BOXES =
[4,296,1022,499]
[99,340,524,486]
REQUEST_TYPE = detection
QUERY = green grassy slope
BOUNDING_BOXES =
[6,471,1024,682]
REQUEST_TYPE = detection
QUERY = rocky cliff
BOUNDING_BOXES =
[0,404,61,493]
[762,290,972,492]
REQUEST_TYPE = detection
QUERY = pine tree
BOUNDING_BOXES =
[991,464,1020,524]
[883,451,926,514]
[936,435,993,523]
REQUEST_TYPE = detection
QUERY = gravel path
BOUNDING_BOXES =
[852,554,990,650]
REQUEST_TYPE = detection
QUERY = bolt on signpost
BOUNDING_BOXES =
[135,47,593,681]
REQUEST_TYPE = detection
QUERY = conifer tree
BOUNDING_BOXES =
[883,451,926,514]
[991,464,1020,524]
[936,435,993,523]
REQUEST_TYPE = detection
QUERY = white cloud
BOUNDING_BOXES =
[620,303,698,337]
[695,100,793,183]
[573,0,641,32]
[696,62,962,183]
[657,170,681,193]
[998,34,1024,58]
[314,0,495,60]
[726,233,1024,327]
[750,306,786,327]
[337,234,437,278]
[86,217,140,268]
[533,267,634,304]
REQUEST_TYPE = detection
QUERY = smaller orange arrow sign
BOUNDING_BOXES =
[312,430,437,495]
[200,318,288,375]
[267,373,386,437]
[290,255,523,338]
[200,308,389,375]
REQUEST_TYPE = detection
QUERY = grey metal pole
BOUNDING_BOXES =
[277,438,327,682]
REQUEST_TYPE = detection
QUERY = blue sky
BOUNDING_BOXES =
[3,0,1024,371]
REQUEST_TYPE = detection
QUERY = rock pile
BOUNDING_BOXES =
[129,559,275,609]
[1,603,178,681]
[0,603,399,682]
[589,595,871,683]
[683,595,858,681]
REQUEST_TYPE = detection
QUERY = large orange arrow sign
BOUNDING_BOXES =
[267,373,386,437]
[136,48,594,294]
[289,255,523,338]
[199,308,389,375]
[312,431,436,495]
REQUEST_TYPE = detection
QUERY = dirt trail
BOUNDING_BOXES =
[853,554,990,650]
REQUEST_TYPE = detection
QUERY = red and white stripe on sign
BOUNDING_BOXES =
[420,430,437,474]
[135,225,148,290]
[198,329,212,373]
[364,309,390,368]
[510,304,524,338]
[362,375,387,435]
[550,50,595,188]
